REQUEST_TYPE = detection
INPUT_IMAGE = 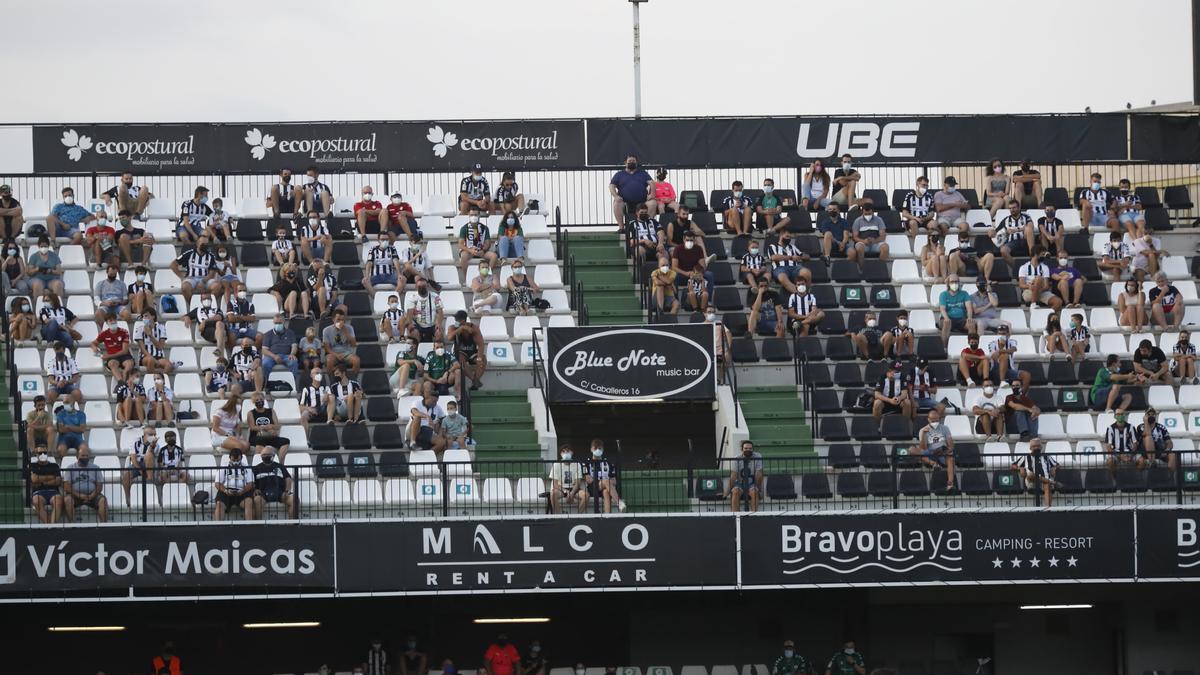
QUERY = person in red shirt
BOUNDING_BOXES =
[93,316,134,380]
[483,634,520,675]
[958,333,987,386]
[387,192,418,238]
[353,185,389,241]
[83,213,119,269]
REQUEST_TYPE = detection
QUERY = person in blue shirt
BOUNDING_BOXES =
[938,274,973,345]
[609,154,655,228]
[47,187,94,244]
[817,202,856,263]
[54,401,87,461]
[1050,254,1084,307]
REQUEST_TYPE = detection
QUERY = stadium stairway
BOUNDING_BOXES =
[468,390,543,474]
[567,233,643,325]
[739,386,815,458]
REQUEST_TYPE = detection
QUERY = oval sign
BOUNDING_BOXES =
[549,326,714,401]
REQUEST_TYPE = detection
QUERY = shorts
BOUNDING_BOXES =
[988,364,1022,383]
[1131,256,1152,272]
[220,273,239,282]
[59,432,84,450]
[217,491,249,509]
[972,317,1006,332]
[756,317,778,336]
[185,276,209,288]
[775,266,800,281]
[1141,445,1171,464]
[200,322,219,343]
[414,324,436,342]
[430,382,451,396]
[922,445,953,466]
[1031,289,1055,305]
[249,433,289,449]
[937,215,967,229]
[828,238,851,255]
[943,317,968,333]
[914,395,938,411]
[73,494,103,509]
[127,457,148,479]
[732,477,759,495]
[34,273,61,285]
[861,241,884,255]
[335,400,350,418]
[32,488,60,503]
[415,425,435,449]
[371,272,398,286]
[207,380,227,393]
[1092,386,1112,408]
[51,382,77,396]
[98,303,127,317]
[259,487,285,504]
[229,325,256,340]
[879,402,903,415]
[211,433,231,447]
[1089,212,1110,228]
[1118,212,1145,225]
[105,354,134,371]
[806,197,832,211]
[1003,239,1029,257]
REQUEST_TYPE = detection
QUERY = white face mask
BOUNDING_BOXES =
[513,266,525,274]
[97,217,108,226]
[898,318,908,327]
[63,195,75,205]
[1091,182,1102,191]
[362,193,373,202]
[38,245,49,254]
[562,452,572,461]
[706,313,717,322]
[391,196,402,205]
[842,162,852,170]
[684,240,695,250]
[309,218,319,226]
[948,282,959,291]
[946,186,957,193]
[304,175,315,185]
[388,301,398,310]
[795,285,807,294]
[659,265,669,274]
[916,186,927,195]
[435,348,445,357]
[749,247,759,254]
[137,274,146,282]
[866,319,877,328]
[983,386,995,396]
[763,185,774,193]
[733,191,743,198]
[313,373,322,383]
[506,218,516,226]
[236,291,247,299]
[1058,258,1068,266]
[37,452,48,463]
[201,299,212,308]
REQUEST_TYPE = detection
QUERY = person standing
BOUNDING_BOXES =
[399,637,428,675]
[772,639,814,675]
[823,640,865,675]
[484,634,521,675]
[522,641,549,675]
[364,638,390,675]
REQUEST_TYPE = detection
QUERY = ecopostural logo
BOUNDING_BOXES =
[59,128,195,163]
[426,124,560,159]
[244,127,377,161]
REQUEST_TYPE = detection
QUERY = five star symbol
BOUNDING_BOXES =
[1048,556,1059,567]
[1067,556,1078,567]
[991,555,1077,570]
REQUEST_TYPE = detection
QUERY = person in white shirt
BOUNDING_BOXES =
[1130,232,1166,283]
[971,380,1005,440]
[549,444,586,514]
[1017,251,1058,308]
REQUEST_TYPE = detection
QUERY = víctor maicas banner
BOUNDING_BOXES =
[546,324,716,403]
[0,522,334,595]
[739,510,1136,586]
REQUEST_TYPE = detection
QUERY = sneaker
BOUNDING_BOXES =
[173,360,185,368]
[618,499,628,512]
[1105,408,1114,415]
[704,253,717,266]
[999,381,1011,389]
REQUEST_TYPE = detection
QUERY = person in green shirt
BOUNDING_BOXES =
[391,336,425,394]
[757,177,792,234]
[1091,353,1135,413]
[823,640,865,675]
[771,640,813,675]
[423,339,460,398]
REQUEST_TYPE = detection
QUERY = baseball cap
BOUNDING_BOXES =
[944,176,957,186]
[0,184,10,192]
[472,163,482,171]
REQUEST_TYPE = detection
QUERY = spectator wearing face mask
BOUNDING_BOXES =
[1036,204,1064,257]
[1113,178,1146,237]
[248,396,291,462]
[493,171,525,216]
[1067,313,1091,363]
[207,197,234,243]
[964,280,1008,336]
[171,236,218,305]
[768,230,811,295]
[123,427,159,501]
[993,199,1034,267]
[64,446,108,523]
[1042,312,1069,360]
[756,178,790,234]
[54,400,87,461]
[1133,338,1172,385]
[354,185,389,241]
[1078,171,1117,231]
[882,311,914,359]
[300,166,334,219]
[497,212,525,261]
[933,176,969,234]
[725,440,764,512]
[484,637,521,675]
[272,262,310,320]
[650,255,679,315]
[949,229,986,280]
[831,154,861,208]
[823,640,865,675]
[1012,438,1057,507]
[300,367,335,431]
[1172,329,1197,384]
[872,361,914,423]
[362,638,390,675]
[937,275,972,345]
[1104,411,1139,478]
[204,354,234,399]
[460,164,493,215]
[271,224,297,267]
[740,238,771,287]
[550,444,586,514]
[177,186,212,243]
[582,439,622,513]
[851,203,889,262]
[114,371,147,428]
[972,380,1006,441]
[522,641,548,675]
[1,239,29,296]
[1050,255,1084,308]
[127,264,156,316]
[458,206,499,273]
[802,160,832,211]
[30,446,63,524]
[1091,353,1135,414]
[817,203,855,264]
[988,324,1031,390]
[506,259,542,315]
[386,192,418,238]
[1148,271,1184,330]
[399,637,428,675]
[983,159,1011,218]
[391,337,425,393]
[94,263,130,326]
[748,280,785,339]
[849,311,884,360]
[252,445,295,519]
[684,267,709,313]
[184,291,226,352]
[908,358,941,414]
[408,388,447,453]
[83,210,119,269]
[230,336,264,394]
[331,367,365,425]
[472,261,503,313]
[628,202,664,263]
[909,408,956,491]
[27,235,64,298]
[440,399,470,450]
[8,296,34,341]
[269,169,301,218]
[214,445,255,521]
[156,429,188,485]
[45,340,81,408]
[786,281,824,336]
[102,171,154,219]
[323,309,361,375]
[919,232,945,281]
[1004,381,1040,440]
[772,640,813,675]
[1099,230,1134,283]
[213,243,242,306]
[422,340,459,398]
[261,313,300,377]
[650,167,679,219]
[1012,160,1042,209]
[25,395,54,456]
[449,310,486,391]
[364,230,403,295]
[900,176,937,236]
[48,186,93,243]
[1137,407,1176,471]
[300,210,333,264]
[610,154,655,227]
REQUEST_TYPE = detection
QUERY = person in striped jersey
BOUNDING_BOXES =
[1035,204,1064,257]
[900,176,936,235]
[1077,171,1117,231]
[1011,438,1057,506]
[1114,178,1146,237]
[1103,411,1138,477]
[268,168,302,218]
[1172,329,1197,384]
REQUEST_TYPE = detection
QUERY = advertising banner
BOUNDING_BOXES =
[1130,114,1200,162]
[32,125,221,173]
[336,515,737,592]
[395,120,586,171]
[546,324,716,403]
[739,510,1135,586]
[1135,507,1200,579]
[0,522,335,595]
[586,115,1130,166]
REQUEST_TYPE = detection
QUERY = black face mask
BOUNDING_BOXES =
[626,162,637,170]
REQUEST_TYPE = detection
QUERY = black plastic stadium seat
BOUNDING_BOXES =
[1074,257,1100,281]
[351,317,378,342]
[879,210,903,234]
[916,337,948,360]
[680,190,707,212]
[712,287,743,312]
[831,260,860,283]
[870,285,898,308]
[703,236,727,260]
[802,363,832,387]
[955,443,983,468]
[731,336,760,363]
[711,263,735,286]
[868,471,897,496]
[836,473,868,498]
[346,451,376,477]
[859,443,890,469]
[828,444,859,468]
[824,335,855,360]
[361,370,391,396]
[993,470,1022,495]
[987,259,1012,282]
[1056,468,1084,494]
[1134,186,1161,208]
[811,284,838,310]
[373,425,407,451]
[338,266,365,290]
[1081,282,1111,307]
[840,286,869,308]
[343,291,373,316]
[863,189,890,210]
[1048,360,1078,385]
[696,477,724,501]
[820,416,850,441]
[766,474,797,500]
[1148,467,1177,492]
[861,259,890,284]
[239,243,269,268]
[1029,387,1057,412]
[805,259,830,284]
[378,450,410,477]
[1024,362,1047,387]
[236,219,265,241]
[1043,187,1071,210]
[357,345,384,370]
[899,471,929,496]
[723,312,748,337]
[960,471,991,495]
[958,188,981,210]
[1145,207,1172,231]
[691,212,718,234]
[315,452,345,478]
[1115,468,1148,492]
[834,363,864,387]
[1064,233,1091,257]
[366,396,399,422]
[993,283,1021,307]
[801,473,832,498]
[709,190,732,210]
[881,416,913,441]
[793,336,824,360]
[342,424,372,450]
[761,337,792,362]
[332,241,361,266]
[310,426,340,452]
[1163,185,1194,210]
[1084,468,1115,493]
[852,416,882,441]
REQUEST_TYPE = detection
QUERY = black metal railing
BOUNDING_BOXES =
[5,450,1197,525]
[530,325,549,425]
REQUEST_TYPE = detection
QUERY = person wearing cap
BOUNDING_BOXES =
[908,408,956,491]
[1011,438,1057,507]
[0,183,23,241]
[448,309,486,391]
[460,163,493,214]
[851,202,889,261]
[609,153,656,228]
[1136,407,1176,471]
[48,186,94,243]
[937,274,972,345]
[354,184,389,241]
[301,166,334,219]
[1003,381,1040,440]
[494,170,525,216]
[103,171,154,218]
[933,176,970,234]
[387,192,419,238]
[771,640,813,675]
[872,361,914,422]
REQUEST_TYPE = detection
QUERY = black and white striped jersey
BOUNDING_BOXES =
[300,384,329,408]
[180,199,212,225]
[902,191,935,217]
[1104,422,1138,454]
[460,176,490,200]
[1037,216,1062,238]
[231,346,259,373]
[46,354,77,381]
[367,244,399,277]
[1082,188,1113,216]
[787,292,817,316]
[769,242,801,269]
[875,373,905,398]
[1015,452,1057,479]
[176,249,214,278]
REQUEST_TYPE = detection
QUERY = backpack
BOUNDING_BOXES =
[160,295,178,314]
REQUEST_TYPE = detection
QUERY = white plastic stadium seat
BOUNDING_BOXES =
[426,195,457,217]
[145,197,176,220]
[487,342,517,366]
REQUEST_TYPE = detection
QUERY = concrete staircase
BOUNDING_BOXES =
[468,390,543,477]
[738,386,815,458]
[565,233,643,325]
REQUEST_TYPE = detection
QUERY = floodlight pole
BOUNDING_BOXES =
[629,0,647,118]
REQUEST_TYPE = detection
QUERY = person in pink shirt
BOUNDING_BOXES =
[651,168,679,217]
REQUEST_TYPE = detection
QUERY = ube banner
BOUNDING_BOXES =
[586,115,1130,166]
[547,324,716,402]
[0,522,334,595]
[739,510,1135,586]
[1135,507,1200,579]
[336,515,737,592]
